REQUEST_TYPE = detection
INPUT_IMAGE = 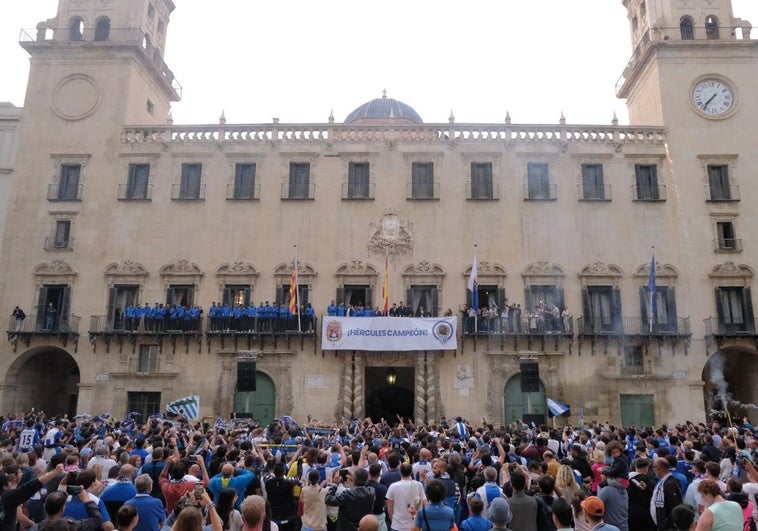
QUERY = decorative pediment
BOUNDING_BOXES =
[273,262,317,278]
[578,262,623,277]
[335,261,379,276]
[367,210,414,258]
[522,262,565,277]
[34,259,78,276]
[708,261,754,278]
[104,261,148,277]
[160,260,203,276]
[634,262,678,278]
[216,262,258,276]
[403,261,446,276]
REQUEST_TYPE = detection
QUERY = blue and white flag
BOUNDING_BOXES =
[468,252,479,311]
[166,395,200,419]
[547,398,570,417]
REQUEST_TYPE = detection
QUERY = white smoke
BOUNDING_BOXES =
[708,351,758,412]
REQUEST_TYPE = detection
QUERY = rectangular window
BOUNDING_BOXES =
[407,285,439,317]
[639,286,677,333]
[276,284,310,308]
[179,163,202,199]
[54,221,71,248]
[584,286,622,334]
[581,163,606,200]
[634,164,660,200]
[716,221,737,250]
[623,347,644,375]
[716,287,755,334]
[708,165,731,200]
[166,285,194,307]
[527,163,551,200]
[470,162,494,199]
[347,163,370,199]
[138,345,159,373]
[126,392,161,421]
[234,163,256,200]
[411,162,434,199]
[222,285,252,307]
[288,163,310,199]
[126,164,150,200]
[340,285,372,308]
[58,164,81,200]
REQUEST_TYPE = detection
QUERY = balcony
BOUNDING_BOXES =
[171,184,206,201]
[226,182,261,201]
[406,182,440,200]
[578,184,612,201]
[89,315,204,354]
[713,238,743,253]
[118,183,153,201]
[7,313,80,352]
[705,316,757,338]
[632,184,666,202]
[341,182,375,200]
[461,314,574,352]
[44,237,75,251]
[281,183,315,200]
[466,182,500,201]
[523,183,557,201]
[47,184,83,201]
[706,184,740,202]
[578,316,691,337]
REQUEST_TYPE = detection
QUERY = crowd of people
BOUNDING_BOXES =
[0,411,755,531]
[460,302,572,336]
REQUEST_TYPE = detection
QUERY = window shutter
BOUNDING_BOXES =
[107,287,117,323]
[60,286,71,331]
[431,288,439,316]
[366,288,373,308]
[612,287,623,333]
[275,287,283,306]
[244,288,252,306]
[556,287,565,311]
[299,286,309,307]
[666,287,677,324]
[582,289,591,334]
[406,289,413,307]
[497,288,506,310]
[639,286,649,324]
[744,288,755,333]
[524,287,534,313]
[336,287,344,306]
[714,288,725,333]
[466,288,472,306]
[36,287,48,329]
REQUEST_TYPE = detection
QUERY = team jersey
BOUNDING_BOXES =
[18,428,39,452]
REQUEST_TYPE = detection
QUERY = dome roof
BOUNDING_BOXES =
[345,91,423,124]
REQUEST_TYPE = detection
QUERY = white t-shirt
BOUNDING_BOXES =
[743,482,758,518]
[386,479,426,531]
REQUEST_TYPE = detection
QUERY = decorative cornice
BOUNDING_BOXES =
[34,259,78,276]
[709,261,754,278]
[578,262,623,277]
[104,261,149,277]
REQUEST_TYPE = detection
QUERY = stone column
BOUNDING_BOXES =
[414,353,427,422]
[353,353,365,419]
[341,355,354,420]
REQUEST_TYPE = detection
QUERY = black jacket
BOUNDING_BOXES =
[30,501,103,531]
[654,475,683,531]
[325,485,375,531]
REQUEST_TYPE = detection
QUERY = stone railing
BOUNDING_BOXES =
[122,123,666,145]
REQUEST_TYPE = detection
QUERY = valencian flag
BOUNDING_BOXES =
[166,395,199,419]
[382,254,389,315]
[289,246,298,315]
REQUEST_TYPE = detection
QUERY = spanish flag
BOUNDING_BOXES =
[382,254,389,315]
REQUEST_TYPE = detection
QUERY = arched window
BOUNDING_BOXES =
[68,17,84,41]
[706,15,720,39]
[680,16,694,40]
[94,17,110,41]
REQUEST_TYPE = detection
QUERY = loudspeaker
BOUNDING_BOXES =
[522,413,546,426]
[520,361,540,393]
[237,361,256,392]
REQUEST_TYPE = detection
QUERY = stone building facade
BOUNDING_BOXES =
[1,0,757,426]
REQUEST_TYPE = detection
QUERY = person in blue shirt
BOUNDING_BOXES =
[304,303,315,331]
[244,304,257,332]
[124,474,166,531]
[327,301,337,316]
[263,301,274,331]
[277,304,290,332]
[62,469,112,526]
[208,465,255,510]
[208,302,219,331]
[336,303,346,317]
[412,479,456,531]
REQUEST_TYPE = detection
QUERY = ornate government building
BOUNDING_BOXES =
[1,0,757,426]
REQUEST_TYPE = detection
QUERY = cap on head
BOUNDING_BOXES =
[487,497,513,525]
[581,496,605,517]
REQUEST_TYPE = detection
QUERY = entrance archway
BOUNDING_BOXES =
[365,366,415,424]
[504,374,546,425]
[703,347,758,423]
[4,347,80,416]
[234,372,276,425]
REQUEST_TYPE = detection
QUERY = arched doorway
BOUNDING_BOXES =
[234,372,276,425]
[504,374,547,425]
[4,347,80,416]
[365,366,415,424]
[703,347,758,424]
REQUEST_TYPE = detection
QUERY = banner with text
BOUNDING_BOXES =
[321,317,457,351]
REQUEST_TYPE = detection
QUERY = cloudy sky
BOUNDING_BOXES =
[2,0,757,125]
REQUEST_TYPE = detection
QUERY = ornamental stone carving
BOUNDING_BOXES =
[34,259,77,276]
[709,262,754,278]
[159,260,203,289]
[105,261,149,277]
[215,262,258,289]
[634,262,678,278]
[367,211,414,258]
[578,262,623,277]
[335,262,379,287]
[523,262,565,277]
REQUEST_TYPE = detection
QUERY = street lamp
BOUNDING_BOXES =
[386,368,397,385]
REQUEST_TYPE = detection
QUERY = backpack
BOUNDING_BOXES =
[536,495,557,531]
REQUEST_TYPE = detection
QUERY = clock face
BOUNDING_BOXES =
[692,79,735,117]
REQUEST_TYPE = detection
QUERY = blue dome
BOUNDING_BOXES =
[345,93,423,124]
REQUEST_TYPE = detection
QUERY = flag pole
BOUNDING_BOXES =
[294,245,301,333]
[649,245,655,335]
